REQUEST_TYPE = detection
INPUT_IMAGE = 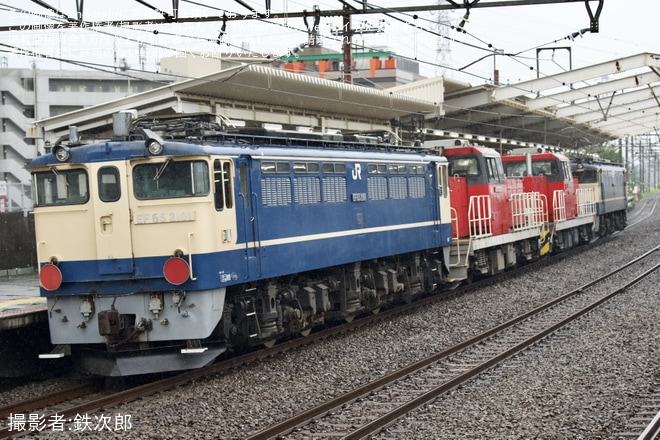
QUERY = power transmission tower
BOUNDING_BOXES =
[433,1,453,76]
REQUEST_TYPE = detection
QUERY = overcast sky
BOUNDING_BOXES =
[1,1,658,86]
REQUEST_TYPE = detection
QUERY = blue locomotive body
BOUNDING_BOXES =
[31,114,626,376]
[31,124,454,375]
[571,160,627,236]
[243,151,451,280]
[31,141,451,292]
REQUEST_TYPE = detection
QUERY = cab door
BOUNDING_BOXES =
[236,156,261,279]
[93,164,134,274]
[437,162,452,230]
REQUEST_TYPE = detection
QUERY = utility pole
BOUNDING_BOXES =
[332,9,385,84]
[342,5,352,84]
[639,138,644,193]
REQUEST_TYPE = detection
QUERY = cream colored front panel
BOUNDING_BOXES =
[35,205,97,264]
[438,163,452,228]
[127,157,238,259]
[32,164,97,265]
[91,162,134,264]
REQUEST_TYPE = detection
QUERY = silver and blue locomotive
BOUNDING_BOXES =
[571,159,627,236]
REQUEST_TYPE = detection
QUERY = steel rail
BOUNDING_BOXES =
[0,236,640,439]
[637,408,660,440]
[0,381,100,419]
[347,261,659,440]
[244,246,659,440]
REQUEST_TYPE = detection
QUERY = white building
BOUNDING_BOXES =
[0,67,172,211]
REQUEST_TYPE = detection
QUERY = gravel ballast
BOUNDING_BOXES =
[15,195,660,439]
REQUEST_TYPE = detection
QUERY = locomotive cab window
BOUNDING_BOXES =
[133,160,210,200]
[448,157,479,177]
[33,168,89,206]
[560,161,572,182]
[98,167,121,202]
[531,161,557,177]
[214,160,233,211]
[575,169,598,184]
[485,157,505,184]
[503,162,527,177]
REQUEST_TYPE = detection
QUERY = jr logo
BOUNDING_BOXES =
[352,164,362,180]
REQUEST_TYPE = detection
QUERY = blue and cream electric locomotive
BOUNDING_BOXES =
[31,113,627,376]
[571,159,627,236]
[31,113,454,376]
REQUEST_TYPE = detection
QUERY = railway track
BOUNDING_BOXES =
[636,409,660,440]
[0,381,100,421]
[627,197,658,229]
[0,381,104,438]
[0,236,646,438]
[616,381,660,440]
[245,245,659,440]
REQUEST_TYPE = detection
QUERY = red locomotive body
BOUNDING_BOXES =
[444,143,517,238]
[436,141,547,280]
[501,150,579,223]
[502,149,596,251]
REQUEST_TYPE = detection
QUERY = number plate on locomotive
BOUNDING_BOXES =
[133,211,196,224]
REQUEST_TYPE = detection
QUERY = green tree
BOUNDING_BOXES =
[595,145,621,163]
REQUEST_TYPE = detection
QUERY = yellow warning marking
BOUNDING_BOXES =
[539,226,551,255]
[0,297,46,309]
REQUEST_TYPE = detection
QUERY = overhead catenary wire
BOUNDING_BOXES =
[0,0,591,87]
[0,1,650,145]
[0,2,633,97]
[0,42,633,148]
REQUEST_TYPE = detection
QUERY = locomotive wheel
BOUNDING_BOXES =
[300,329,311,336]
[371,307,380,315]
[344,315,354,323]
[263,339,276,348]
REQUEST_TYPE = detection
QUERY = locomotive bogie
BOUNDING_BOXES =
[223,249,451,348]
[29,115,628,376]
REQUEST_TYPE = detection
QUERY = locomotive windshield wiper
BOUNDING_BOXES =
[153,158,172,181]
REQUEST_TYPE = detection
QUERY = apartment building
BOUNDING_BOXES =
[0,67,171,211]
[1,51,425,212]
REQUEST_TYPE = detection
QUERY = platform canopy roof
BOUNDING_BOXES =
[35,53,659,151]
[435,52,660,150]
[35,62,442,144]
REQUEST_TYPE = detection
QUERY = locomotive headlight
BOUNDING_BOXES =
[146,139,164,156]
[53,145,71,162]
[139,127,165,156]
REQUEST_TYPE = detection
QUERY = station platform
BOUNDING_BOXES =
[0,272,46,331]
[0,272,56,377]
